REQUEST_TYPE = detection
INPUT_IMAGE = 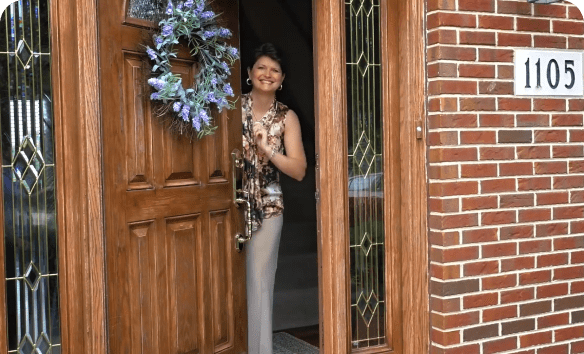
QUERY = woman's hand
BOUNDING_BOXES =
[254,125,271,157]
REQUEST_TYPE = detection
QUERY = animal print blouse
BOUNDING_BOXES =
[242,93,288,231]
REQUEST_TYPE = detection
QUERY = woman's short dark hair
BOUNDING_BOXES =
[250,43,285,74]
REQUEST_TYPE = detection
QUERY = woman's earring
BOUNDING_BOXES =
[278,84,283,91]
[246,78,252,86]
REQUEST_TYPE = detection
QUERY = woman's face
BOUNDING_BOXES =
[248,56,285,94]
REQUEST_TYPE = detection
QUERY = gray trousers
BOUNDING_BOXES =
[246,214,284,354]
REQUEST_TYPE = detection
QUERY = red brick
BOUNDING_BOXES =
[481,178,516,193]
[552,113,583,126]
[479,14,514,30]
[570,99,584,111]
[498,65,514,79]
[482,306,517,323]
[570,161,584,173]
[501,225,534,240]
[555,325,584,342]
[428,62,458,78]
[500,193,534,208]
[536,191,568,205]
[461,163,497,178]
[553,175,584,189]
[428,131,458,146]
[537,253,568,267]
[498,98,531,111]
[431,328,461,346]
[428,165,458,180]
[427,12,477,29]
[430,181,478,197]
[441,246,480,263]
[570,37,584,49]
[519,270,551,285]
[534,99,566,112]
[460,97,496,111]
[459,0,494,12]
[479,48,514,62]
[553,206,584,220]
[573,281,584,294]
[479,81,514,95]
[553,145,584,158]
[430,213,479,229]
[429,80,477,95]
[517,114,549,127]
[427,29,457,46]
[430,344,480,354]
[554,265,584,280]
[536,222,568,237]
[553,20,584,35]
[517,18,551,32]
[429,114,478,128]
[517,176,551,191]
[538,313,569,329]
[573,221,584,234]
[459,64,495,78]
[430,231,461,247]
[480,147,515,160]
[483,242,517,258]
[431,296,461,313]
[464,260,499,276]
[428,46,477,62]
[534,35,567,49]
[431,264,461,280]
[573,250,584,264]
[518,208,551,223]
[519,239,552,254]
[534,4,568,18]
[460,31,496,45]
[427,0,456,11]
[501,256,535,272]
[429,148,478,163]
[500,162,533,176]
[534,130,567,143]
[537,283,569,299]
[482,210,515,225]
[432,311,480,330]
[538,344,568,354]
[501,288,534,304]
[498,32,531,47]
[517,147,551,160]
[430,198,460,213]
[519,330,552,348]
[463,228,498,244]
[534,161,567,174]
[462,196,498,211]
[571,129,584,142]
[482,274,516,290]
[497,0,531,15]
[569,6,583,20]
[463,292,498,309]
[479,113,514,127]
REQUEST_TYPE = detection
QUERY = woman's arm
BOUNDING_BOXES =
[255,110,307,181]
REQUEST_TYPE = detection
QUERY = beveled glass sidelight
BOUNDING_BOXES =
[127,0,166,22]
[0,1,61,353]
[345,0,385,349]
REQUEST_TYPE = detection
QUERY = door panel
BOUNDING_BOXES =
[99,1,245,353]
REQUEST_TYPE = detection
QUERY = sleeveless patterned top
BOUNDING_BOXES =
[242,93,288,230]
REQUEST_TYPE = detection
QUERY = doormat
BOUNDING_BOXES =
[273,332,319,354]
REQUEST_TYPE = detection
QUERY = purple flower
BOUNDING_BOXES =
[151,92,160,100]
[203,30,216,39]
[176,3,183,10]
[210,77,218,86]
[192,115,201,130]
[223,83,233,96]
[228,46,238,57]
[147,78,164,90]
[173,102,182,112]
[199,110,209,124]
[172,83,180,91]
[196,2,204,13]
[206,92,217,103]
[166,1,173,15]
[155,36,163,46]
[219,98,228,107]
[219,28,231,38]
[221,62,230,73]
[201,11,214,19]
[162,24,173,37]
[146,47,157,60]
[181,104,190,121]
[184,0,194,7]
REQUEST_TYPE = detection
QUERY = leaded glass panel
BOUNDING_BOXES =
[345,0,384,349]
[0,1,61,353]
[127,0,165,22]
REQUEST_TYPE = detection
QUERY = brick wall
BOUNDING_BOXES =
[426,1,584,353]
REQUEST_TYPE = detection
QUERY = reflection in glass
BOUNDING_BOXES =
[0,1,61,353]
[345,0,385,348]
[127,0,165,22]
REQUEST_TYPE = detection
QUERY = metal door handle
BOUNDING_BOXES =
[232,149,252,252]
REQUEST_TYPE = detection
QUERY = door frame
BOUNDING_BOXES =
[314,0,428,353]
[48,0,427,353]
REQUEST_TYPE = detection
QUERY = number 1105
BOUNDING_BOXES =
[525,58,576,90]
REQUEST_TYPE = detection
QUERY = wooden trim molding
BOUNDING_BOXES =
[314,0,428,352]
[51,0,107,353]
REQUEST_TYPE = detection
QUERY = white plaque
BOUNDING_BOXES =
[515,49,584,97]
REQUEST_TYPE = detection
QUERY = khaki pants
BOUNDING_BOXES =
[246,214,284,354]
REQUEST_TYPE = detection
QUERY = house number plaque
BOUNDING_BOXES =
[515,49,584,97]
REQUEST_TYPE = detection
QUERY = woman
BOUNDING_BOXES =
[242,43,307,354]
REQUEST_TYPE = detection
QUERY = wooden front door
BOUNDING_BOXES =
[98,1,246,353]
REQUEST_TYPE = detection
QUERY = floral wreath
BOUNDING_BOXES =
[145,0,239,139]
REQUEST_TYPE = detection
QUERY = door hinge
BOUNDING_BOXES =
[315,189,320,201]
[416,118,423,140]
